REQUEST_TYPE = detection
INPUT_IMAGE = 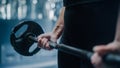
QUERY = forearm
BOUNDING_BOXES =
[115,21,120,42]
[52,7,65,39]
[114,9,120,42]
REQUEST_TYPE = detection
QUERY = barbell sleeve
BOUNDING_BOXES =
[28,35,38,42]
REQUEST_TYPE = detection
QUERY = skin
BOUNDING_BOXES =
[37,6,120,68]
[37,7,65,50]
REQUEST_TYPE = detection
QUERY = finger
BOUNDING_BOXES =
[40,38,47,49]
[37,37,43,48]
[37,33,51,39]
[93,45,113,55]
[42,38,53,50]
[37,37,47,48]
[91,53,103,68]
[37,34,44,39]
[42,38,50,49]
[93,45,106,52]
[91,53,100,64]
[42,38,48,46]
[45,42,52,50]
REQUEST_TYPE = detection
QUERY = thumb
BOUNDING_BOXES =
[93,45,113,55]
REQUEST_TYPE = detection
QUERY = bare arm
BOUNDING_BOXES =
[37,7,65,49]
[114,9,120,42]
[52,7,65,39]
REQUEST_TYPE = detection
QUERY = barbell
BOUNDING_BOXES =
[10,21,120,66]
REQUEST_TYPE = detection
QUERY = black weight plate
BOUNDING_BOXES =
[10,21,44,56]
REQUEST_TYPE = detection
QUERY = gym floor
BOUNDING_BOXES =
[0,0,63,68]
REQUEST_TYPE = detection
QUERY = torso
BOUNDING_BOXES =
[61,0,119,51]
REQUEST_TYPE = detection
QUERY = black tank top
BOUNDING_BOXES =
[63,0,105,7]
[61,0,119,51]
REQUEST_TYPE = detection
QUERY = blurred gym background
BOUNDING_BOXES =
[0,0,63,68]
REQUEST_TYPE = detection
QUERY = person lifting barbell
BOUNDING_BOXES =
[10,0,120,68]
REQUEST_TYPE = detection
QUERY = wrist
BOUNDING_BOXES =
[113,40,120,44]
[50,32,59,40]
[109,40,120,52]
